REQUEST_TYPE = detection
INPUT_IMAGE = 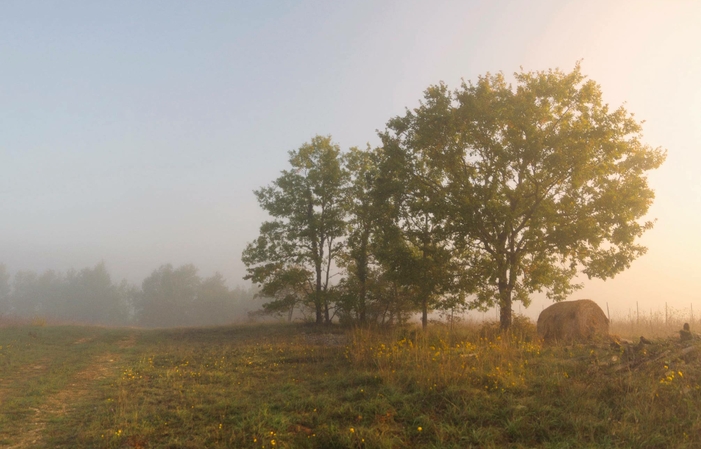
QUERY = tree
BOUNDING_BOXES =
[10,270,41,317]
[192,272,239,326]
[254,265,314,321]
[383,64,666,330]
[0,263,133,325]
[243,135,348,324]
[0,264,11,315]
[135,264,253,327]
[63,262,131,325]
[339,146,383,323]
[138,264,200,327]
[367,271,416,326]
[38,269,66,319]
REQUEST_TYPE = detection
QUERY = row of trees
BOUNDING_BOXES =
[0,262,256,327]
[243,65,666,330]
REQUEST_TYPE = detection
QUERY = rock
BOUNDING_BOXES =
[537,299,609,344]
[639,336,653,345]
[680,329,693,342]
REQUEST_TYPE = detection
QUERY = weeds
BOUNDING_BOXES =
[610,305,699,339]
[1,320,700,448]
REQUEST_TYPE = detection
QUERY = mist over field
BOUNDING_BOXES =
[4,4,701,447]
[1,1,700,325]
[0,262,257,327]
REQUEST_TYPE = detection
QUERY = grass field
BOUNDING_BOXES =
[1,319,700,448]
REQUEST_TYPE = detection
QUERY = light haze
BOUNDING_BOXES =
[1,0,699,320]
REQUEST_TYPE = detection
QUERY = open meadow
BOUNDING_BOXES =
[1,319,701,449]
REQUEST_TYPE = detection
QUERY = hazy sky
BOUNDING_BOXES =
[1,0,699,319]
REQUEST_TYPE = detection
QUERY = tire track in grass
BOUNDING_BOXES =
[0,358,51,404]
[0,330,103,406]
[2,333,138,449]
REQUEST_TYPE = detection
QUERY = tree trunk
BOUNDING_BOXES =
[358,282,366,324]
[497,254,515,331]
[315,269,323,324]
[422,297,428,330]
[308,193,324,325]
[499,288,512,331]
[355,230,369,324]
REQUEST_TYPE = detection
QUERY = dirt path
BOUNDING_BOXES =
[0,358,51,404]
[2,332,139,449]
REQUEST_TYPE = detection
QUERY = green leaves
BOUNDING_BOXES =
[244,65,665,330]
[243,136,347,323]
[382,64,666,329]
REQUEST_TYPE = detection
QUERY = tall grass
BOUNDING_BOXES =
[348,316,541,395]
[610,305,698,339]
[2,320,701,448]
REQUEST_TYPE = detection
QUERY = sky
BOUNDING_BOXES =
[1,0,699,320]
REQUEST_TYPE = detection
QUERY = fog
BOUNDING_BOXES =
[0,262,257,327]
[2,1,700,325]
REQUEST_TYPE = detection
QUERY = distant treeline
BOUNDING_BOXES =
[0,262,256,327]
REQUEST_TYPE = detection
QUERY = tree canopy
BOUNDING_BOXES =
[381,64,666,329]
[242,135,347,324]
[244,65,665,331]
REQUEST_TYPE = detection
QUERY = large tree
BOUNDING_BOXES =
[383,65,666,330]
[242,135,347,324]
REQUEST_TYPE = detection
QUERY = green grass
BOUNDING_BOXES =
[1,320,700,448]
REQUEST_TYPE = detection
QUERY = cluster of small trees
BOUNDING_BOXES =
[136,264,256,327]
[0,262,255,327]
[243,65,665,330]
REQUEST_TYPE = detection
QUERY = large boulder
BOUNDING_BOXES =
[537,299,609,343]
